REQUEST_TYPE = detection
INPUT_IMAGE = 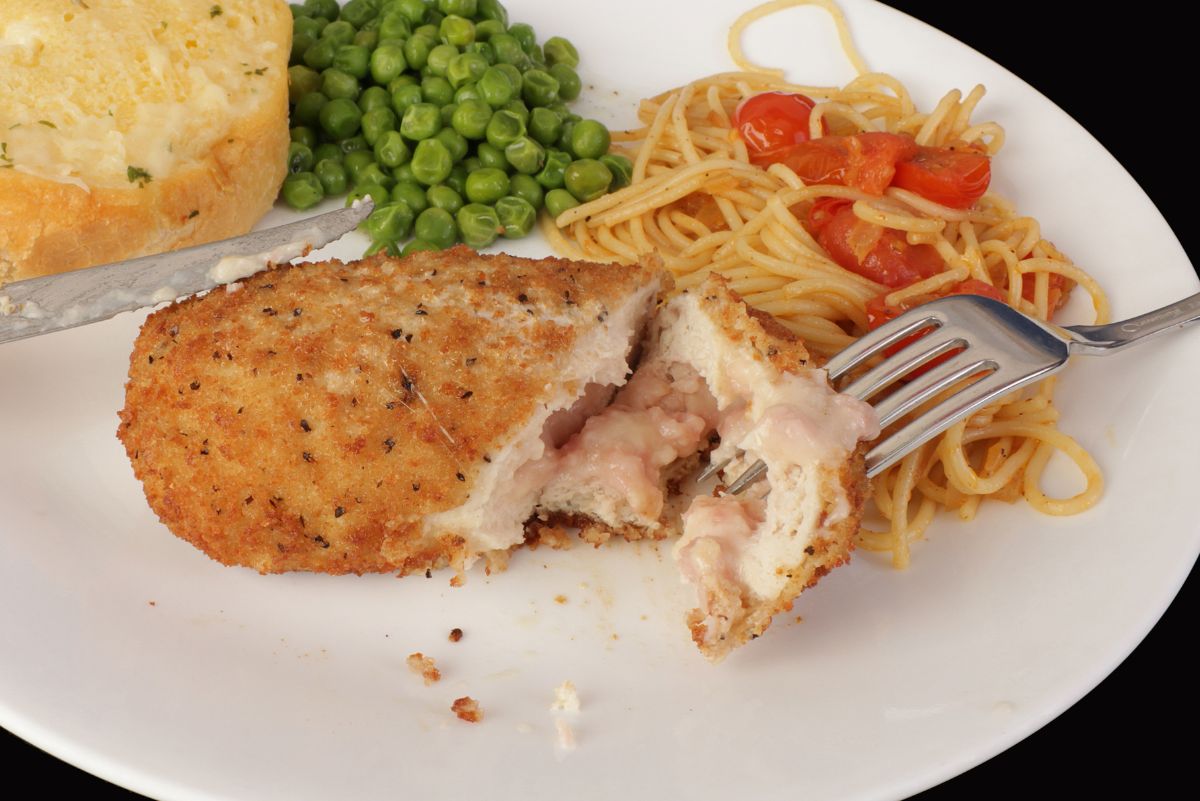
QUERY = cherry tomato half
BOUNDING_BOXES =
[814,202,944,287]
[892,147,991,209]
[734,91,822,165]
[783,132,918,195]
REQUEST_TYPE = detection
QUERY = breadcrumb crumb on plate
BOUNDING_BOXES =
[406,653,441,686]
[452,697,482,723]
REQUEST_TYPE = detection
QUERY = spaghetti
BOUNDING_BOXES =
[543,0,1107,567]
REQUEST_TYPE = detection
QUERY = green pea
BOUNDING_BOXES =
[410,138,454,185]
[521,69,559,108]
[504,136,545,175]
[556,120,575,152]
[464,41,496,65]
[357,86,391,114]
[414,207,458,248]
[444,163,469,195]
[420,76,454,106]
[477,66,515,108]
[439,14,475,47]
[543,36,580,69]
[339,135,370,153]
[287,141,315,173]
[544,187,579,219]
[303,37,338,71]
[495,195,536,238]
[349,181,391,207]
[435,128,469,163]
[476,141,508,170]
[454,83,481,103]
[402,239,444,255]
[523,42,545,68]
[293,16,326,41]
[528,107,562,146]
[392,181,430,215]
[378,11,412,40]
[427,184,465,214]
[374,130,411,168]
[438,0,477,15]
[456,203,501,249]
[414,24,439,40]
[494,63,523,92]
[314,158,348,195]
[490,33,526,67]
[535,148,571,189]
[361,17,383,34]
[338,0,376,28]
[485,109,525,149]
[564,158,612,202]
[508,174,544,210]
[450,99,491,139]
[502,98,530,127]
[388,74,419,91]
[319,97,363,139]
[321,68,360,101]
[333,45,370,79]
[391,84,424,116]
[569,119,611,160]
[353,29,379,49]
[392,163,419,184]
[403,33,435,71]
[426,43,459,77]
[394,0,429,25]
[363,239,399,257]
[447,52,488,89]
[548,63,581,102]
[401,103,442,140]
[361,107,397,146]
[288,65,322,103]
[282,172,325,210]
[343,150,376,182]
[364,202,414,242]
[313,142,342,163]
[368,44,407,85]
[476,0,508,25]
[600,154,633,189]
[305,0,339,19]
[464,167,510,204]
[291,32,316,64]
[462,156,483,173]
[507,22,535,50]
[474,19,504,40]
[321,20,356,48]
[440,103,459,126]
[290,126,317,149]
[356,162,395,190]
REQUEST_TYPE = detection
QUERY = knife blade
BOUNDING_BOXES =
[0,199,374,345]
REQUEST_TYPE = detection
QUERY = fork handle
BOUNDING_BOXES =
[1064,291,1200,355]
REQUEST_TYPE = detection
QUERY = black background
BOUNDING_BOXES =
[2,1,1195,797]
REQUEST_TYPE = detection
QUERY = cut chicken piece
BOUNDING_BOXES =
[538,276,879,660]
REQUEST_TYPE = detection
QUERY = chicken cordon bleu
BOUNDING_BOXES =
[118,248,878,660]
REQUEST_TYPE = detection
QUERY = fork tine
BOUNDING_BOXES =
[825,308,945,382]
[727,459,767,495]
[871,350,998,429]
[865,367,1054,477]
[840,328,970,401]
[695,456,731,483]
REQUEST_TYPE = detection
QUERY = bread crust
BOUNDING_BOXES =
[0,3,291,285]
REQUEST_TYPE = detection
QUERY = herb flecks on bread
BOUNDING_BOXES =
[0,0,291,284]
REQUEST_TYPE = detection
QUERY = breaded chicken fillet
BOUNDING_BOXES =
[118,247,666,575]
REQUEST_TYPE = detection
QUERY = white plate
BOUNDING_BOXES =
[2,1,1197,799]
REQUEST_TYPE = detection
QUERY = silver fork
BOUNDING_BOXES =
[713,291,1200,493]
